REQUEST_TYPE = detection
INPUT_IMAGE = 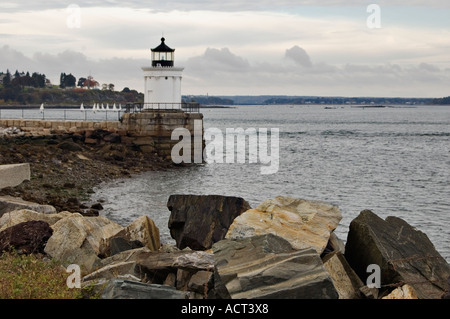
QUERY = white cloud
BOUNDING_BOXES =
[285,46,313,68]
[181,46,450,97]
[1,2,449,97]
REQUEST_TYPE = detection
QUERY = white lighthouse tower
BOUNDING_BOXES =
[142,37,184,109]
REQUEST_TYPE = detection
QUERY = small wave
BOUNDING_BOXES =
[321,130,357,136]
[311,131,450,138]
[279,131,307,138]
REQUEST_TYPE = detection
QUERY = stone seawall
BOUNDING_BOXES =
[0,110,204,161]
[120,110,204,160]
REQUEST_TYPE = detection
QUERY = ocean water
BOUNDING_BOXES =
[92,105,450,262]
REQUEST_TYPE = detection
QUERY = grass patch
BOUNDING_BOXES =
[0,251,83,299]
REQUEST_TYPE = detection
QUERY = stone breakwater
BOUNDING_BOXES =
[0,109,204,162]
[0,194,449,299]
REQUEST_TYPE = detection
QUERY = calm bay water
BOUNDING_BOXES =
[92,105,450,262]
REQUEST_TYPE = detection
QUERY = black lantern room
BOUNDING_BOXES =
[151,37,175,67]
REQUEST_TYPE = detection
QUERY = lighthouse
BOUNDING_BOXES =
[142,37,184,108]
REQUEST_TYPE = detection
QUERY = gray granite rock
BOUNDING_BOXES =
[212,233,338,299]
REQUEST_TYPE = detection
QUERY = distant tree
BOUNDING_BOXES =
[14,70,20,78]
[31,72,46,88]
[22,73,33,87]
[122,87,131,93]
[60,72,66,88]
[108,83,115,91]
[77,77,86,88]
[430,96,450,105]
[101,83,108,91]
[3,70,11,87]
[11,76,24,89]
[83,76,99,89]
[65,73,76,87]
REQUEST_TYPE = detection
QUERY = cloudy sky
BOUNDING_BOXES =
[1,0,449,97]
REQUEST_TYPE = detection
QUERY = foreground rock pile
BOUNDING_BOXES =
[0,194,449,299]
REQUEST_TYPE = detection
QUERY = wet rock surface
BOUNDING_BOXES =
[167,194,251,250]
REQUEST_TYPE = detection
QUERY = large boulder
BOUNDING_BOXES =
[83,246,215,298]
[101,279,188,299]
[167,194,251,250]
[83,247,153,283]
[44,214,123,273]
[0,163,30,190]
[322,251,364,299]
[136,250,215,285]
[0,220,53,254]
[345,210,450,299]
[212,233,338,299]
[0,195,56,218]
[100,216,160,257]
[226,196,342,254]
[0,209,72,232]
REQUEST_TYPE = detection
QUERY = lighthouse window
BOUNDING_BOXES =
[165,77,168,80]
[160,52,166,60]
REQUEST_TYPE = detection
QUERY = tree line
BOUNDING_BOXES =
[0,69,139,104]
[1,70,47,89]
[1,69,114,91]
[429,96,450,105]
[59,73,112,90]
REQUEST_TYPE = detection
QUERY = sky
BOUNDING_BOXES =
[1,0,449,97]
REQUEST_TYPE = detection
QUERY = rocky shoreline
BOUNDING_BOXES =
[0,126,176,213]
[0,192,449,299]
[0,130,449,299]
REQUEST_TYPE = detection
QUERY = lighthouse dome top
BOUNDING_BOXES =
[151,37,175,52]
[151,37,175,67]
